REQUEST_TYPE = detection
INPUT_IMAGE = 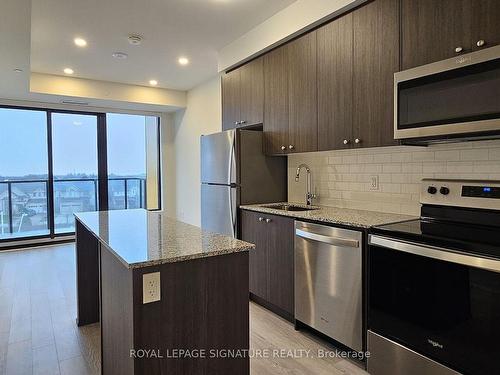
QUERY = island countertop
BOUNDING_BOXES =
[74,209,254,269]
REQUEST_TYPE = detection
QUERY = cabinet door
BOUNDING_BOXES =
[267,214,295,316]
[472,0,500,51]
[288,32,318,153]
[401,0,472,70]
[240,57,264,126]
[352,0,399,148]
[263,47,289,155]
[222,69,240,131]
[317,13,353,151]
[240,210,268,300]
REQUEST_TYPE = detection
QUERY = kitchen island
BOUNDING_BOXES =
[74,209,253,375]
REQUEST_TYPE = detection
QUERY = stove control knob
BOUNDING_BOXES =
[427,186,437,194]
[440,186,450,195]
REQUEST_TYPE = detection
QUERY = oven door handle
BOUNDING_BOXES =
[369,234,500,273]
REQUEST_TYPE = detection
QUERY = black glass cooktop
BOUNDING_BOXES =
[371,218,500,260]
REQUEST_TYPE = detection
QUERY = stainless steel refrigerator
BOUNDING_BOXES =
[201,129,286,238]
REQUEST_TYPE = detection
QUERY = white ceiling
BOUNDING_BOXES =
[30,0,296,91]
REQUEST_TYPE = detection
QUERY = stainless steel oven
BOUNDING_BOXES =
[394,45,500,143]
[368,179,500,375]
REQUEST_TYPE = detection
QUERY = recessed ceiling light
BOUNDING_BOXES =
[128,34,143,45]
[149,80,158,86]
[178,57,189,66]
[112,52,128,59]
[63,68,74,75]
[74,38,87,47]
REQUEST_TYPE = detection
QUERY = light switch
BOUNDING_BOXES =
[143,272,161,304]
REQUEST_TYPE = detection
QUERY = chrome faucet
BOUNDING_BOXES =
[295,164,315,205]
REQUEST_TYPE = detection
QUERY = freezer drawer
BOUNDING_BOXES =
[201,184,238,238]
[295,221,363,352]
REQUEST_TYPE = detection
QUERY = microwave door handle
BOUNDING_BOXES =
[369,235,500,273]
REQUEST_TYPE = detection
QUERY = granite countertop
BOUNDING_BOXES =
[75,209,254,269]
[240,202,416,228]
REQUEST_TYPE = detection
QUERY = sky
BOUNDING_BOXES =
[0,108,150,178]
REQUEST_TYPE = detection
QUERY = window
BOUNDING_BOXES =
[106,114,160,210]
[51,113,98,233]
[0,108,49,239]
[0,106,161,244]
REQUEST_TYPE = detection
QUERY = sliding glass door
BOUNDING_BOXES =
[51,112,98,234]
[0,106,161,244]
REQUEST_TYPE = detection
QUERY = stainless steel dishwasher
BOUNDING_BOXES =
[295,221,362,352]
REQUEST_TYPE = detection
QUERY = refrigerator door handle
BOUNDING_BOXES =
[228,131,236,185]
[229,187,236,238]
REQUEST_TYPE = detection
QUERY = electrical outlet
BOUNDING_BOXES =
[370,175,380,191]
[143,272,161,304]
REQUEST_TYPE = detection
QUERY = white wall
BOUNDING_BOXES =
[165,76,221,226]
[29,73,186,112]
[218,0,362,71]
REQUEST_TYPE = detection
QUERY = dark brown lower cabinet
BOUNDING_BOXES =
[241,210,295,319]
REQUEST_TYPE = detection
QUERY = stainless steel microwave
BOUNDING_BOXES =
[394,45,500,143]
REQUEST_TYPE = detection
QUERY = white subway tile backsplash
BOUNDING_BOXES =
[435,150,460,161]
[382,163,402,173]
[342,155,358,164]
[422,162,446,173]
[373,153,393,163]
[412,151,435,161]
[460,149,489,161]
[489,149,500,160]
[289,140,500,216]
[446,161,473,173]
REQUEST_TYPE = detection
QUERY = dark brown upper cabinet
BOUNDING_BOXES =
[263,46,289,154]
[222,69,241,131]
[222,57,263,131]
[287,32,318,153]
[402,0,500,70]
[472,0,500,51]
[401,0,472,70]
[317,13,353,151]
[263,32,318,155]
[352,0,399,148]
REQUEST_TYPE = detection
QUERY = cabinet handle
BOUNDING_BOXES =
[476,39,485,47]
[288,145,294,150]
[354,138,361,144]
[280,145,286,151]
[455,46,463,53]
[343,139,350,145]
[265,218,272,223]
[258,217,264,222]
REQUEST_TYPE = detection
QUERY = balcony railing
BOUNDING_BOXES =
[0,177,146,239]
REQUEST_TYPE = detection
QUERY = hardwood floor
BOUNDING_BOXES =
[0,244,367,375]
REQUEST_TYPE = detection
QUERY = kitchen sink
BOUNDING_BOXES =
[262,203,319,212]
